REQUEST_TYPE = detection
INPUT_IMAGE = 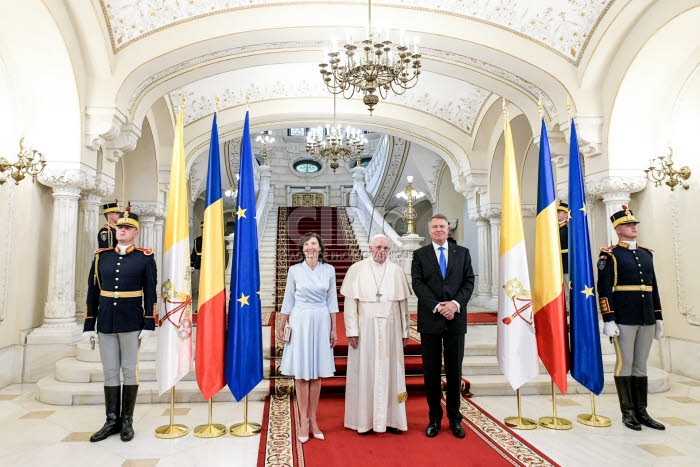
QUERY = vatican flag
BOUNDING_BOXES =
[156,106,193,395]
[496,117,540,391]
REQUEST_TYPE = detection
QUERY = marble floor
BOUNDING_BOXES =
[1,375,700,467]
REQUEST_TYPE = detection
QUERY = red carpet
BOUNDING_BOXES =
[257,392,559,467]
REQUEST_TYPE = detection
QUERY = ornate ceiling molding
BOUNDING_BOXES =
[101,0,612,64]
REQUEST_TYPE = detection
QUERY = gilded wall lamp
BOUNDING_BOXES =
[0,138,46,185]
[645,147,691,191]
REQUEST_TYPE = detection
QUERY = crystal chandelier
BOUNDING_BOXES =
[306,94,367,173]
[0,138,46,185]
[319,0,422,115]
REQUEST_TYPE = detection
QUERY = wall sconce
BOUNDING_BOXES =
[645,147,691,191]
[0,138,46,185]
[395,175,425,235]
[255,131,275,166]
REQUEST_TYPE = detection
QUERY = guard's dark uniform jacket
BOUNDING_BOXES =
[190,235,202,270]
[596,242,662,325]
[84,245,157,333]
[97,223,118,249]
[559,221,568,274]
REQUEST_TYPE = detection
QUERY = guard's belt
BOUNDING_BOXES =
[613,285,653,292]
[100,290,143,298]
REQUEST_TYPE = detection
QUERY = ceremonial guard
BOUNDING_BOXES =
[98,200,121,249]
[83,208,157,442]
[190,221,203,308]
[558,202,569,275]
[597,205,665,432]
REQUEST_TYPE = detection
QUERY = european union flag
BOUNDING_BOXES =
[225,111,263,401]
[568,120,604,395]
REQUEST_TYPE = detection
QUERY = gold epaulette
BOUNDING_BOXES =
[600,245,616,254]
[94,247,113,254]
[137,247,154,256]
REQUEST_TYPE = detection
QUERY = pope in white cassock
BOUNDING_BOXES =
[341,234,412,434]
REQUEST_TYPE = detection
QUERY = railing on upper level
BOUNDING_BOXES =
[352,184,403,250]
[364,135,390,198]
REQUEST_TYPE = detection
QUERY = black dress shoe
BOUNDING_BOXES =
[426,420,440,438]
[450,422,466,439]
[386,427,403,435]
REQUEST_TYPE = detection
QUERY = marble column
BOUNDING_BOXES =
[29,169,87,346]
[74,192,102,324]
[475,218,492,300]
[154,218,164,286]
[138,216,156,249]
[488,216,502,302]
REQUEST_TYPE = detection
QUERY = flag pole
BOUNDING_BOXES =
[230,395,261,437]
[504,388,537,430]
[194,399,227,438]
[578,392,612,427]
[538,379,572,430]
[155,387,188,438]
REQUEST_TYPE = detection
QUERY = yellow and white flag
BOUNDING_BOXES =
[156,106,193,395]
[496,118,539,391]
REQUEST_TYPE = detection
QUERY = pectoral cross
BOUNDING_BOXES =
[376,292,382,302]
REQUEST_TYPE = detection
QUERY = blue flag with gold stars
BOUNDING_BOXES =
[225,111,263,401]
[568,119,604,395]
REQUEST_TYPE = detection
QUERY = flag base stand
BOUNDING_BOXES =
[504,388,537,430]
[155,423,189,438]
[230,395,261,437]
[538,416,573,430]
[539,380,572,430]
[577,393,611,427]
[230,422,262,437]
[504,416,538,430]
[194,399,227,438]
[155,387,189,438]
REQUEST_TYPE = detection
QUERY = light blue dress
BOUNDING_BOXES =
[279,261,338,380]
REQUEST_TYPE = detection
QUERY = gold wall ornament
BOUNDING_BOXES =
[319,0,422,115]
[0,138,46,185]
[645,147,691,191]
[395,176,425,235]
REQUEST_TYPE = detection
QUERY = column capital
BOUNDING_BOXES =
[481,204,502,220]
[129,201,166,218]
[584,171,647,198]
[534,129,569,168]
[38,165,95,194]
[453,169,488,198]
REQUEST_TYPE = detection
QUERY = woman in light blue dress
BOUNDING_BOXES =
[277,232,338,443]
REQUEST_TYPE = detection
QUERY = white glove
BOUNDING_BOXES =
[82,331,98,342]
[655,320,663,340]
[138,329,155,343]
[191,266,195,272]
[603,321,620,337]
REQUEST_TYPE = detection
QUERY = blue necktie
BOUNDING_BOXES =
[438,246,447,279]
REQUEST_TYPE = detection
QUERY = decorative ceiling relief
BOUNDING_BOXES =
[101,0,612,63]
[169,65,490,130]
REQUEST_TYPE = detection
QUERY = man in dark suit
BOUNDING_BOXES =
[411,214,475,439]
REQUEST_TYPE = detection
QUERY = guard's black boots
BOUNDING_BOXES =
[632,376,665,430]
[90,386,121,442]
[615,376,641,431]
[120,385,139,441]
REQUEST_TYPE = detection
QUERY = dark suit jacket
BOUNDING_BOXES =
[411,243,475,334]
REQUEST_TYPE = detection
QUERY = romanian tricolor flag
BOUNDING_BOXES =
[534,119,570,395]
[496,117,539,391]
[195,113,226,400]
[156,106,193,395]
[225,111,263,401]
[568,119,604,395]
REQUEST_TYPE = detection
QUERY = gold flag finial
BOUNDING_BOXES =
[538,96,543,120]
[245,92,250,111]
[215,96,220,113]
[566,96,572,122]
